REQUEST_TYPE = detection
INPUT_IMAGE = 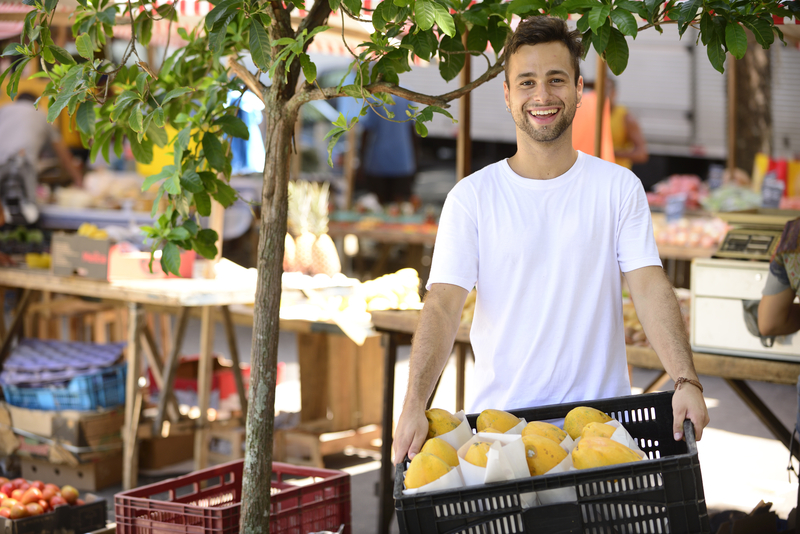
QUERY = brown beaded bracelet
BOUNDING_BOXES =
[674,377,703,393]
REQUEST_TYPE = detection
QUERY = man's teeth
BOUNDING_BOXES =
[530,109,557,116]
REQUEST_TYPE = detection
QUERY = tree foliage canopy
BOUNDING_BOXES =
[1,0,794,273]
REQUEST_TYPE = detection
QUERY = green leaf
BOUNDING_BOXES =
[610,8,637,37]
[212,181,237,207]
[298,53,317,83]
[147,119,168,148]
[725,21,747,59]
[431,2,456,37]
[154,107,165,128]
[182,219,200,237]
[177,127,192,152]
[139,16,153,46]
[135,71,149,95]
[160,242,181,276]
[604,27,629,74]
[415,121,428,137]
[2,43,23,57]
[214,115,249,139]
[706,33,726,73]
[249,18,271,71]
[577,13,590,33]
[329,0,341,11]
[194,191,212,216]
[205,0,242,29]
[130,104,144,133]
[560,0,600,10]
[742,16,773,49]
[43,0,58,13]
[97,6,116,24]
[466,25,489,55]
[415,0,436,31]
[164,173,181,195]
[48,45,75,64]
[342,0,361,15]
[507,0,546,15]
[161,87,192,105]
[75,34,94,60]
[699,11,713,45]
[202,133,226,172]
[180,169,204,193]
[325,129,344,167]
[438,34,466,82]
[76,100,95,136]
[114,131,124,159]
[588,5,611,32]
[592,20,611,54]
[142,165,176,190]
[129,132,154,164]
[193,230,218,259]
[403,29,436,62]
[168,227,191,241]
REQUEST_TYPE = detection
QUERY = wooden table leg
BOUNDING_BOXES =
[140,324,181,424]
[0,289,31,368]
[123,302,144,490]
[725,378,800,461]
[221,305,248,415]
[194,305,214,471]
[456,343,468,413]
[155,307,190,433]
[643,371,671,394]
[378,333,398,534]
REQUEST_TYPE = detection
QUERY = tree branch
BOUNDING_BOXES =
[297,0,332,41]
[288,55,505,113]
[227,57,267,103]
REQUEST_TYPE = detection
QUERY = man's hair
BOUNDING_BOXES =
[15,93,37,103]
[504,16,583,85]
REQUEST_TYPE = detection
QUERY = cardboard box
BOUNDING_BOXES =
[107,245,195,280]
[20,454,123,492]
[138,433,195,470]
[0,493,106,534]
[51,233,110,280]
[3,403,123,448]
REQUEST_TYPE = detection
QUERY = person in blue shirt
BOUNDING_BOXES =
[759,217,800,336]
[358,96,418,204]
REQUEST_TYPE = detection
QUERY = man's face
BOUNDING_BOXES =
[503,42,583,144]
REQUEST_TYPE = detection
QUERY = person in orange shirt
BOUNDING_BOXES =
[608,78,648,170]
[570,81,615,163]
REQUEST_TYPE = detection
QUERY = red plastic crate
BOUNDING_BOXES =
[114,459,350,534]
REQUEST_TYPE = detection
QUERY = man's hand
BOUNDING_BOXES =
[672,384,709,441]
[392,405,429,465]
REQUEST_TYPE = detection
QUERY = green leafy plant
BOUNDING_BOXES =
[1,0,793,530]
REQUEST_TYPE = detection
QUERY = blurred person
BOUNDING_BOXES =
[570,81,615,163]
[608,78,648,169]
[357,95,418,205]
[0,93,83,223]
[758,217,800,336]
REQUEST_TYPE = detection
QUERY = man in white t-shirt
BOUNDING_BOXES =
[393,16,709,464]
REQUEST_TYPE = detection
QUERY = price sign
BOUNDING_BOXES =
[665,193,687,224]
[761,171,785,209]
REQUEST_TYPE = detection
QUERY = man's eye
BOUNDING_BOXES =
[521,81,533,86]
[551,78,564,84]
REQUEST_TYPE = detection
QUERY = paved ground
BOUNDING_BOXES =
[97,319,798,533]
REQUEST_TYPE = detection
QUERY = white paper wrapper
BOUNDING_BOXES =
[503,418,527,435]
[458,433,538,508]
[401,463,465,495]
[605,420,647,458]
[434,410,474,452]
[536,452,578,505]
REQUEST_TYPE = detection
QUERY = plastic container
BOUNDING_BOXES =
[394,391,710,534]
[1,364,127,411]
[0,496,106,534]
[114,459,351,534]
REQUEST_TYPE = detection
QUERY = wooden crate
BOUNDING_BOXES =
[277,424,382,468]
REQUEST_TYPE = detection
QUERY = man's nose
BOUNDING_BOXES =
[532,83,551,102]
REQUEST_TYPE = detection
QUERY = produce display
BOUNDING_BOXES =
[285,180,341,277]
[646,175,708,210]
[405,405,645,493]
[0,477,83,519]
[624,290,690,347]
[652,216,728,249]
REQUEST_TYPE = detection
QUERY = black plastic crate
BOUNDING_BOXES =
[394,391,710,534]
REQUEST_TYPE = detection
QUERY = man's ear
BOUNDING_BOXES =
[503,81,510,110]
[577,75,584,104]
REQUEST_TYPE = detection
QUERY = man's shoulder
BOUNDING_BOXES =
[578,152,642,189]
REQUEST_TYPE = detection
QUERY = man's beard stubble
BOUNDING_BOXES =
[511,99,577,143]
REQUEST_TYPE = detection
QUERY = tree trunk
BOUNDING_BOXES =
[732,31,771,177]
[239,94,296,533]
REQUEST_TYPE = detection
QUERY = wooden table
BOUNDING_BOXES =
[370,309,800,534]
[0,268,255,489]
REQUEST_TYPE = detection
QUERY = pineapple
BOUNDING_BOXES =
[309,181,342,277]
[288,180,315,274]
[283,232,297,272]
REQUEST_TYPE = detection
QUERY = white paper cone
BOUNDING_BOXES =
[436,410,474,451]
[504,418,527,435]
[536,453,577,505]
[402,464,465,495]
[606,420,647,459]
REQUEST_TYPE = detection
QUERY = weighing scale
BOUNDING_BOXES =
[713,209,800,261]
[690,209,800,362]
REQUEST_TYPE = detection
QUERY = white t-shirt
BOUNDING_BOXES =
[427,151,661,412]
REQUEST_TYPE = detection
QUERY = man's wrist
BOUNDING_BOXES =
[674,377,703,393]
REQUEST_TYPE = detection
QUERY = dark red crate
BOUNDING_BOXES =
[114,460,350,534]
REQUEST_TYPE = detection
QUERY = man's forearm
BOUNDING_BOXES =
[403,285,467,410]
[626,267,698,380]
